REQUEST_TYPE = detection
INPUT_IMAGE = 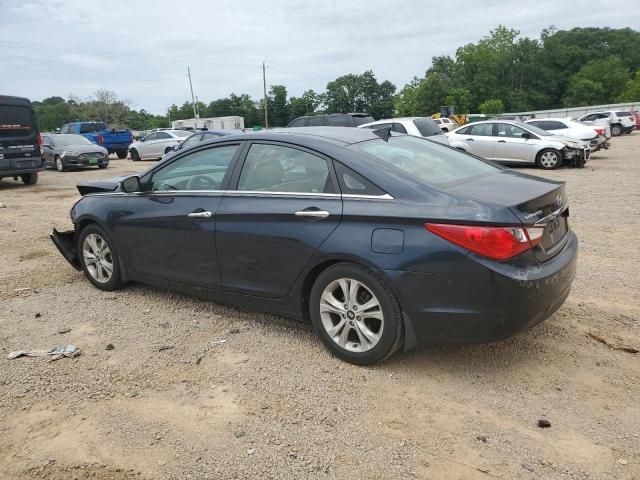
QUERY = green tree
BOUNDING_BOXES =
[479,99,504,114]
[268,85,289,127]
[618,70,640,102]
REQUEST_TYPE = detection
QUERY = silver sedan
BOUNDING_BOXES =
[447,120,589,169]
[129,130,193,161]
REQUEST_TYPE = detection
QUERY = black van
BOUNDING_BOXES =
[0,95,44,185]
[286,112,374,128]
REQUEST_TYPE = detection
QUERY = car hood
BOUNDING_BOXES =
[58,144,108,154]
[77,176,125,196]
[548,134,588,148]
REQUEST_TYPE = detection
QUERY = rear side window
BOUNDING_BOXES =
[238,144,333,193]
[392,123,408,134]
[334,162,386,196]
[79,122,107,133]
[413,118,442,137]
[0,105,34,138]
[288,118,307,127]
[351,115,374,126]
[349,135,500,188]
[327,115,351,126]
[468,123,494,136]
[307,116,324,126]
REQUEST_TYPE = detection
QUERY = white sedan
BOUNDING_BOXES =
[525,118,609,152]
[129,130,193,161]
[358,117,450,145]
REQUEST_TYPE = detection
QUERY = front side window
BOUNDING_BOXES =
[150,145,238,192]
[156,132,172,139]
[349,135,500,188]
[392,123,408,134]
[238,144,332,194]
[181,134,202,148]
[307,116,324,126]
[288,118,307,127]
[143,133,158,141]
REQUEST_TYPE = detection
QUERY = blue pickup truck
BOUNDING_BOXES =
[59,122,133,159]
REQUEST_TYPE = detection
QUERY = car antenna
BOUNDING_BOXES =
[372,126,392,142]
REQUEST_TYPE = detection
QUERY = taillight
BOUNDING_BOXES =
[425,223,545,261]
[97,134,104,144]
[38,134,44,157]
[594,128,604,135]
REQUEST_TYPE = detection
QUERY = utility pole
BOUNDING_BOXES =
[262,62,269,128]
[187,66,198,119]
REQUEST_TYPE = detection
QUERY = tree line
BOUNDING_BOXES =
[33,26,640,132]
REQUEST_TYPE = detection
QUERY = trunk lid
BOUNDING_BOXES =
[445,170,569,261]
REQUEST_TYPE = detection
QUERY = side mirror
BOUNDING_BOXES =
[173,144,180,151]
[140,137,146,142]
[521,132,531,140]
[121,176,142,193]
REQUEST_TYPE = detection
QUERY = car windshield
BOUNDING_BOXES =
[413,118,443,136]
[54,134,93,146]
[349,135,500,188]
[512,121,551,136]
[173,130,194,138]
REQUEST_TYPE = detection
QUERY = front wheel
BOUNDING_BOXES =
[536,149,561,170]
[20,172,38,185]
[309,263,403,365]
[78,225,125,291]
[116,150,128,159]
[610,124,623,136]
[130,149,140,161]
[55,156,65,172]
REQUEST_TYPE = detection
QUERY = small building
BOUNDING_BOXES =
[171,116,244,131]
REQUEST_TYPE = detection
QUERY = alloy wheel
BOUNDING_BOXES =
[319,278,384,353]
[82,233,113,283]
[540,151,558,168]
[56,157,64,172]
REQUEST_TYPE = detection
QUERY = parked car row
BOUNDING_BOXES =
[577,111,636,136]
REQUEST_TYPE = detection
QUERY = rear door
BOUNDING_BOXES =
[0,100,41,171]
[216,141,342,298]
[462,123,496,159]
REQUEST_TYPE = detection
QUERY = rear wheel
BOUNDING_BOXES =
[309,263,403,365]
[130,149,140,161]
[536,149,561,170]
[610,124,623,136]
[20,172,38,185]
[116,150,128,159]
[78,225,125,291]
[55,156,65,172]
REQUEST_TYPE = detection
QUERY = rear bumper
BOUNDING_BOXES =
[386,230,578,345]
[50,228,81,271]
[105,144,131,152]
[0,157,45,177]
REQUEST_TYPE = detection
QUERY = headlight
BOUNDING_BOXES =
[62,150,80,157]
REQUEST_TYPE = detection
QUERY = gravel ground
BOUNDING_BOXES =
[1,135,639,480]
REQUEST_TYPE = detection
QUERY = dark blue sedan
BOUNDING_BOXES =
[51,127,577,365]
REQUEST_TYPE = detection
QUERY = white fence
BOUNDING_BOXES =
[507,102,640,119]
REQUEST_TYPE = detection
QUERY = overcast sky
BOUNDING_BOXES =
[1,0,638,115]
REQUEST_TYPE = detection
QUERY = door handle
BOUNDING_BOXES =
[465,138,474,141]
[498,140,506,143]
[187,211,212,218]
[295,210,330,219]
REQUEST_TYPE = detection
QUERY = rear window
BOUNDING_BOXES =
[616,111,632,116]
[349,135,500,188]
[80,122,107,133]
[351,115,375,126]
[413,118,442,137]
[0,105,34,138]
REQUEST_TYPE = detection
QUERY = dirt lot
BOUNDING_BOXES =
[1,135,639,480]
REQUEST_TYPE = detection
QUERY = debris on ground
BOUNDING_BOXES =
[157,345,174,352]
[618,459,628,465]
[124,389,139,398]
[209,339,227,346]
[14,287,32,294]
[476,435,488,443]
[35,312,41,318]
[7,345,80,361]
[587,332,639,354]
[537,419,551,428]
[57,325,71,334]
[0,203,6,208]
[105,344,114,350]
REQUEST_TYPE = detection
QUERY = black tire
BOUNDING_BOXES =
[116,150,128,159]
[164,147,173,155]
[98,164,108,169]
[20,172,38,185]
[77,224,126,291]
[130,149,140,161]
[610,124,623,136]
[55,156,65,172]
[309,262,403,365]
[536,148,561,170]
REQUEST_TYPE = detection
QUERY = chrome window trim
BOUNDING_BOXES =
[225,190,341,198]
[83,190,394,200]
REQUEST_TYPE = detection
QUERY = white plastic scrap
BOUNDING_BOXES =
[7,345,81,361]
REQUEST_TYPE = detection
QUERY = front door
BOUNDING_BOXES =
[493,123,540,163]
[118,143,241,287]
[216,142,342,298]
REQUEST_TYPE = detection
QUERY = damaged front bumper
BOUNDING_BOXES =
[563,147,588,167]
[50,228,81,271]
